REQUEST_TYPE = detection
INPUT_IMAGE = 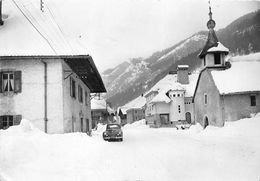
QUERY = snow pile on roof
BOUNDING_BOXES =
[229,52,260,62]
[0,0,87,56]
[146,73,199,103]
[123,95,146,110]
[207,42,229,53]
[211,53,260,94]
[1,115,260,180]
[91,97,114,113]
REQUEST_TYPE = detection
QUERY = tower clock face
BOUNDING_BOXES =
[207,19,216,29]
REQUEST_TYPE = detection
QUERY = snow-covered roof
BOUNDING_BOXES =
[207,42,229,53]
[0,0,86,56]
[211,53,260,94]
[147,73,199,103]
[91,98,114,114]
[123,96,146,111]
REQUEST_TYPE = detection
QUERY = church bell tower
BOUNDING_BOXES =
[198,0,229,68]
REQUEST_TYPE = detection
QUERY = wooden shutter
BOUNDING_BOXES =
[14,71,22,93]
[70,77,72,97]
[14,115,22,125]
[0,72,3,93]
[0,116,3,129]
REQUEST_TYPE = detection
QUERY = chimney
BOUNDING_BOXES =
[177,65,189,84]
[0,0,4,26]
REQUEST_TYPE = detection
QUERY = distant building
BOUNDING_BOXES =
[126,108,145,124]
[0,0,106,133]
[124,96,146,124]
[117,107,127,126]
[193,5,260,128]
[91,95,114,127]
[144,65,199,127]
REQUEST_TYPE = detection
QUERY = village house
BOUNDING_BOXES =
[91,94,114,127]
[124,95,146,124]
[193,6,260,128]
[116,107,127,126]
[0,0,106,133]
[144,66,199,127]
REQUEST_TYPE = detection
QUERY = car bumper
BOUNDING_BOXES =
[103,136,123,140]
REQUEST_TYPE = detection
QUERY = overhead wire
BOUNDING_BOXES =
[11,0,58,54]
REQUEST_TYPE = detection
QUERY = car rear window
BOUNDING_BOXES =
[107,124,120,129]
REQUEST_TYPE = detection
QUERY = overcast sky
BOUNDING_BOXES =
[49,0,260,72]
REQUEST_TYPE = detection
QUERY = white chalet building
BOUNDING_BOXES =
[0,0,106,133]
[144,65,199,127]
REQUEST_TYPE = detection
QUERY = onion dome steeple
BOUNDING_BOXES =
[198,0,229,67]
[198,0,220,59]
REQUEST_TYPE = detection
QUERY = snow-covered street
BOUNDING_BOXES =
[1,116,260,181]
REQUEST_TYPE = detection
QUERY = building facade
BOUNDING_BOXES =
[0,0,106,133]
[145,65,198,127]
[126,108,145,124]
[91,96,115,127]
[0,56,106,133]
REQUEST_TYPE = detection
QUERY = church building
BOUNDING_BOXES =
[193,5,260,128]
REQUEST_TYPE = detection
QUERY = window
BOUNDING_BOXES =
[204,94,208,105]
[0,71,22,93]
[85,91,88,106]
[214,53,221,65]
[250,95,256,106]
[80,118,84,132]
[3,73,14,92]
[178,105,181,113]
[70,77,76,98]
[0,115,22,130]
[78,85,83,103]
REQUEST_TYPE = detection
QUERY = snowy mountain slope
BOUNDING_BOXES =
[157,34,207,61]
[103,33,207,103]
[104,10,260,107]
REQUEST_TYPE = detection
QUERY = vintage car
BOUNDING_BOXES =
[103,124,123,141]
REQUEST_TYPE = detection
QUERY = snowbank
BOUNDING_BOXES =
[0,116,260,181]
[123,119,149,129]
[92,123,106,136]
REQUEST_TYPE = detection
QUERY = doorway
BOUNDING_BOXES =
[203,116,209,129]
[86,119,90,132]
[185,112,191,124]
[160,114,169,125]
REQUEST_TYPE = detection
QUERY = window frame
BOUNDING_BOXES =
[204,94,208,105]
[85,91,89,106]
[0,115,22,130]
[70,77,76,99]
[2,72,14,92]
[250,95,256,107]
[0,71,22,94]
[78,85,83,103]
